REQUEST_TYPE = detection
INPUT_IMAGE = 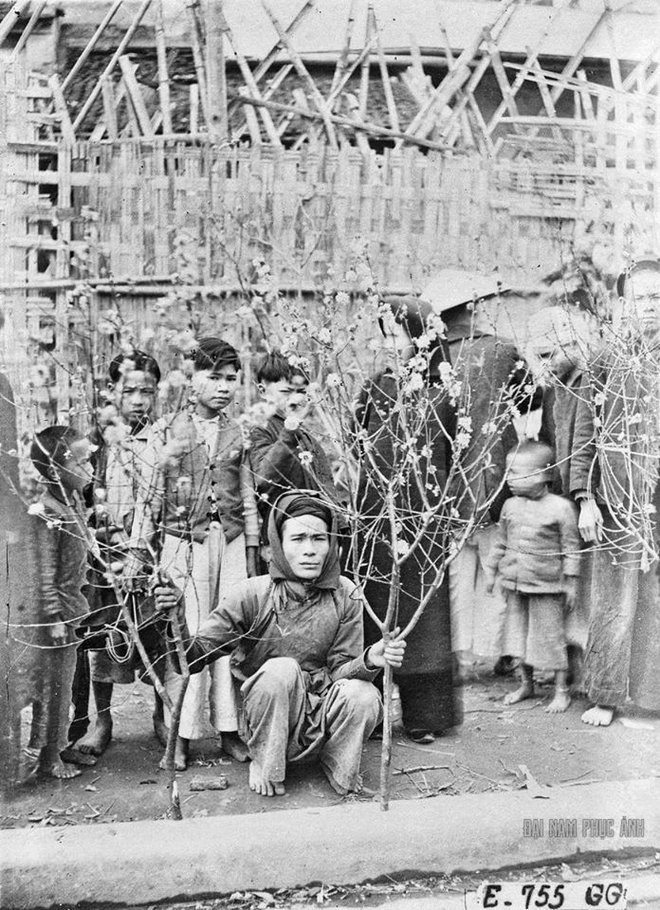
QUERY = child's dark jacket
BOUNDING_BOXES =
[249,411,337,540]
[487,492,581,593]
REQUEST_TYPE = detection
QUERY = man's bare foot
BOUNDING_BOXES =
[73,720,112,756]
[152,712,169,748]
[545,688,571,713]
[222,731,249,763]
[504,682,534,705]
[581,704,614,726]
[159,736,189,771]
[248,759,285,797]
[38,758,82,779]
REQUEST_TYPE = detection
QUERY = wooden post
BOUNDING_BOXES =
[205,0,228,142]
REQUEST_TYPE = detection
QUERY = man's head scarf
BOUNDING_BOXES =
[267,490,340,590]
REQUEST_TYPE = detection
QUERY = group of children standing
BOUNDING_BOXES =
[27,338,340,778]
[25,258,660,784]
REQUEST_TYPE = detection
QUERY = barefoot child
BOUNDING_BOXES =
[485,441,581,713]
[28,426,93,778]
[155,490,405,797]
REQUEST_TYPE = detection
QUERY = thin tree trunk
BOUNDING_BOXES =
[379,658,393,811]
[164,613,190,820]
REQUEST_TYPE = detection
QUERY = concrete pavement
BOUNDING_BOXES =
[1,778,658,909]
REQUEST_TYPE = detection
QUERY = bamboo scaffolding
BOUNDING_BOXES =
[230,89,452,153]
[61,0,124,95]
[223,19,281,146]
[261,0,338,149]
[225,0,314,121]
[72,0,154,133]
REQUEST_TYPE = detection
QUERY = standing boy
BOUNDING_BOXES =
[249,351,338,551]
[70,350,162,759]
[127,337,259,770]
[485,442,582,713]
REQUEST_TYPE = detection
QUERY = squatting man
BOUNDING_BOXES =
[155,490,406,797]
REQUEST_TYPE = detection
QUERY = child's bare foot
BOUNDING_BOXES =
[159,736,189,771]
[222,731,249,763]
[39,757,82,779]
[504,681,534,705]
[581,704,614,726]
[249,759,285,796]
[545,688,571,713]
[73,719,112,756]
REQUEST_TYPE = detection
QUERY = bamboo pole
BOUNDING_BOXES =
[61,0,124,94]
[358,3,372,121]
[48,74,75,145]
[229,89,452,152]
[0,0,31,48]
[8,0,46,61]
[370,5,399,132]
[119,55,154,137]
[231,62,292,142]
[223,18,281,145]
[330,0,358,97]
[226,0,314,120]
[72,0,154,133]
[154,0,172,133]
[100,76,119,140]
[185,0,210,129]
[261,0,338,149]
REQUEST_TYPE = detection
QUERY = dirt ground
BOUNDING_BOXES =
[2,667,659,829]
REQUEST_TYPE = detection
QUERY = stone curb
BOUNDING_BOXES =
[0,779,658,909]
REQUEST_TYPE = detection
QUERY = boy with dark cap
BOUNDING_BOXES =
[126,337,259,769]
[249,351,338,559]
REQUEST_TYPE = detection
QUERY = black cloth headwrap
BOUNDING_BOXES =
[267,490,340,590]
[193,337,241,372]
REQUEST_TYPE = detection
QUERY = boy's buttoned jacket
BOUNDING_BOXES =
[130,410,258,548]
[487,492,581,594]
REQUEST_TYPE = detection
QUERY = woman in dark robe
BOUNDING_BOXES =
[354,296,460,742]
